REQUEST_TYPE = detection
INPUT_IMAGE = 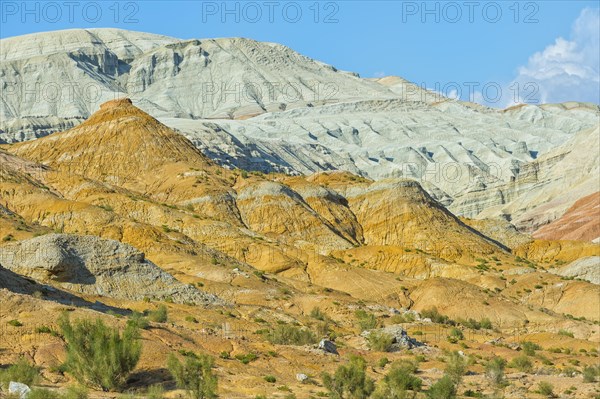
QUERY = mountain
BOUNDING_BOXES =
[1,97,599,399]
[2,29,599,230]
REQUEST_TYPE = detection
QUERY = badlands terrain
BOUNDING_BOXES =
[0,29,598,399]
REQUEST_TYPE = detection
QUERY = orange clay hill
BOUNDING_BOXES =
[0,99,598,399]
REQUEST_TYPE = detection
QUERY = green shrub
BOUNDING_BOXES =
[355,310,378,331]
[310,307,327,321]
[427,375,457,399]
[0,357,40,388]
[537,381,554,397]
[59,314,141,391]
[127,312,149,330]
[61,385,89,399]
[421,308,453,325]
[583,365,600,383]
[446,328,464,343]
[390,313,416,324]
[322,355,375,399]
[509,355,533,373]
[485,357,507,387]
[372,360,422,399]
[521,341,541,356]
[168,353,217,399]
[457,318,492,330]
[367,331,394,352]
[146,384,165,399]
[558,329,574,338]
[445,351,467,386]
[378,357,390,368]
[264,375,277,383]
[266,324,317,345]
[28,389,62,399]
[234,353,258,364]
[7,319,23,327]
[147,305,168,323]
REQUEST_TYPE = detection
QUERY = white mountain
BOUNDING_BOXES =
[1,28,598,224]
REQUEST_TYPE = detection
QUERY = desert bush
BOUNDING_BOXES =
[355,310,378,331]
[264,375,277,383]
[445,351,467,386]
[266,324,317,345]
[127,312,149,330]
[322,355,375,399]
[390,313,416,324]
[457,318,493,330]
[59,314,141,391]
[146,385,165,399]
[446,328,464,343]
[147,305,168,323]
[537,381,554,397]
[521,341,541,356]
[167,353,218,399]
[60,385,89,399]
[372,360,422,399]
[421,308,454,325]
[234,353,258,364]
[557,329,574,338]
[367,331,394,352]
[583,365,600,383]
[310,307,327,321]
[485,357,507,387]
[509,355,533,373]
[0,357,40,388]
[28,389,62,399]
[426,375,457,399]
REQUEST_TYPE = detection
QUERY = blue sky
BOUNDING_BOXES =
[1,1,599,106]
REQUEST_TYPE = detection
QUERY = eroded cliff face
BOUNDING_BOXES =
[2,29,599,232]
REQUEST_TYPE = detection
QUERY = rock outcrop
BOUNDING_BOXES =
[0,234,221,305]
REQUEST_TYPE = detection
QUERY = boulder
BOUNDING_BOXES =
[362,325,424,350]
[318,339,338,355]
[8,381,31,399]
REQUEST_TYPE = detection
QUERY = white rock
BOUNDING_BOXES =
[8,381,31,399]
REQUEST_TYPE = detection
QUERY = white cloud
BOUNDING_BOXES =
[373,71,387,78]
[507,7,600,106]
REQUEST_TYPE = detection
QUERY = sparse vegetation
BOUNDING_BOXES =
[372,360,422,399]
[583,365,600,383]
[168,353,218,399]
[355,310,378,331]
[421,307,454,325]
[58,314,141,391]
[537,381,555,397]
[509,355,533,373]
[367,331,394,352]
[266,324,318,345]
[446,327,464,343]
[322,355,375,399]
[445,351,467,386]
[521,341,541,356]
[558,329,574,338]
[0,357,40,388]
[485,357,507,387]
[147,305,168,323]
[427,375,457,399]
[235,353,258,364]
